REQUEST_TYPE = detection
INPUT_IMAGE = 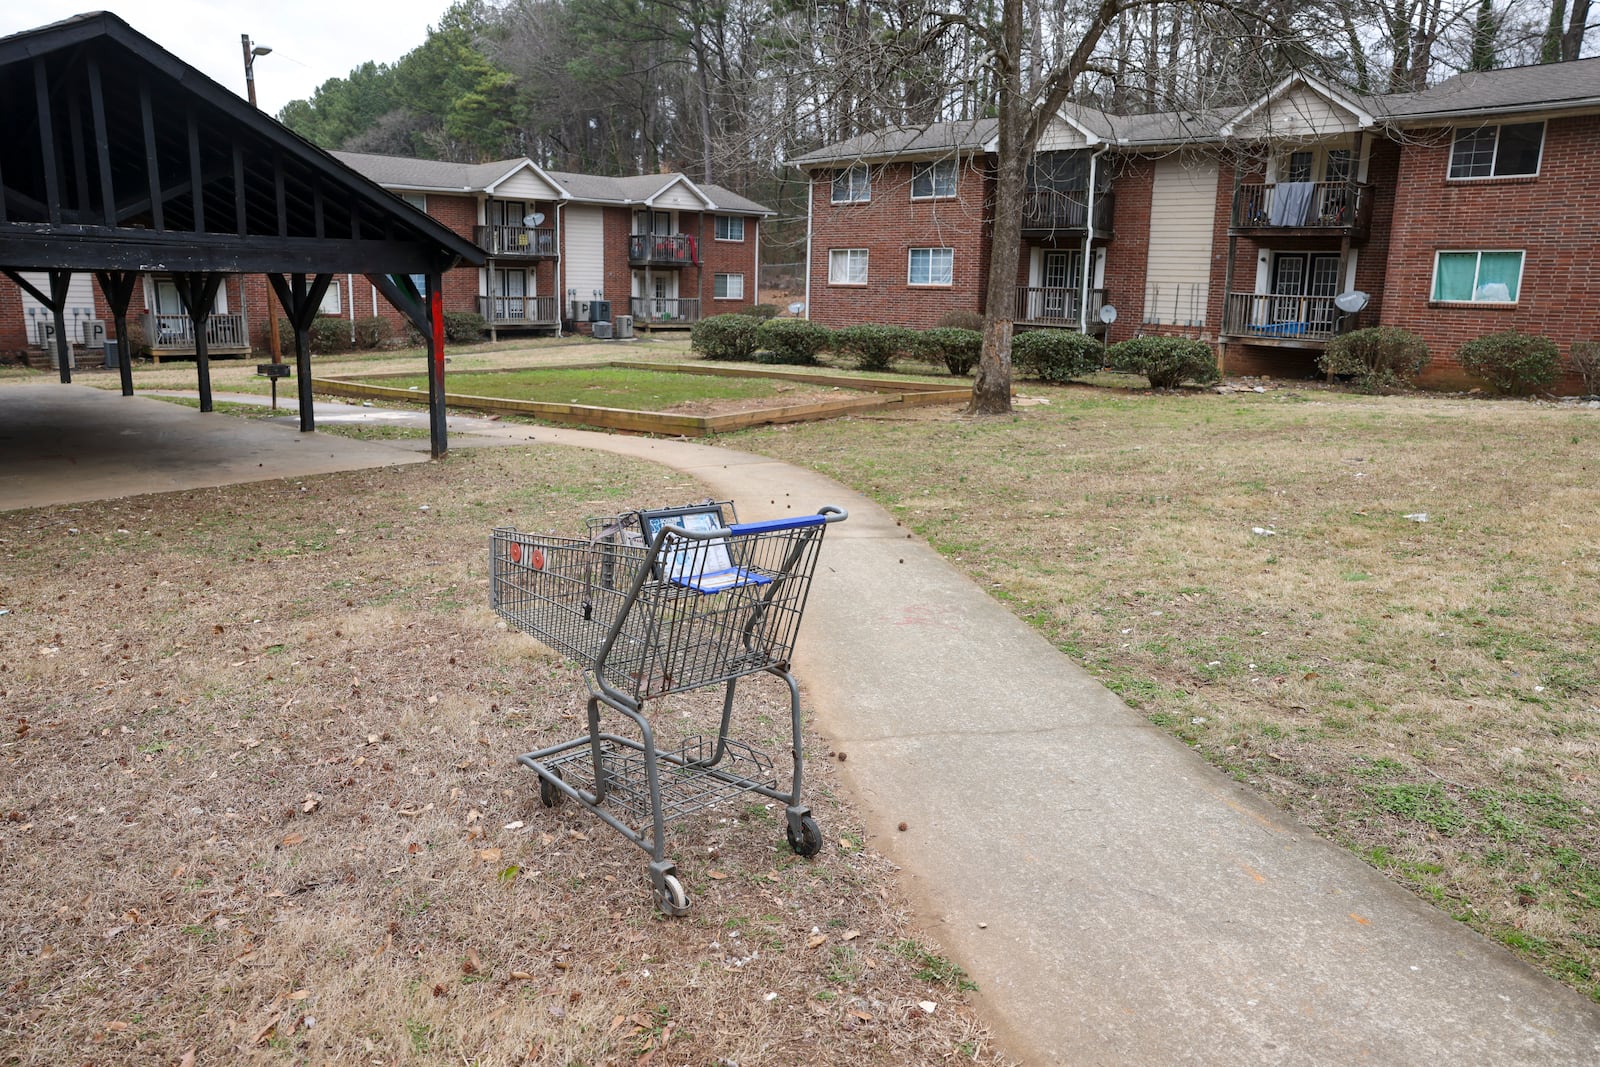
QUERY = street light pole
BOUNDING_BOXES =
[242,34,282,362]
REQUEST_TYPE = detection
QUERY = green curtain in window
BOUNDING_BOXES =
[1434,253,1477,301]
[1476,252,1522,301]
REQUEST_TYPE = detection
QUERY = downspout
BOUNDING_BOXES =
[753,216,760,309]
[803,175,814,319]
[555,201,564,338]
[1080,143,1110,334]
[347,273,355,343]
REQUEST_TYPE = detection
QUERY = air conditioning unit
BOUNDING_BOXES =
[35,320,56,347]
[613,314,634,339]
[81,319,107,346]
[570,300,591,322]
[591,320,613,340]
[590,299,611,323]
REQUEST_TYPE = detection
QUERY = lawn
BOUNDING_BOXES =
[0,447,1009,1065]
[361,365,869,414]
[735,382,1600,1001]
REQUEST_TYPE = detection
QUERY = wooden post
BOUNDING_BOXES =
[95,270,139,397]
[427,270,447,458]
[174,272,223,412]
[49,270,73,384]
[267,272,333,433]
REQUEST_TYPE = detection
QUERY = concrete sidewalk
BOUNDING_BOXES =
[7,387,1598,1063]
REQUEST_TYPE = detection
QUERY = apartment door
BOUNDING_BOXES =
[1270,254,1339,327]
[495,269,526,321]
[1041,251,1082,319]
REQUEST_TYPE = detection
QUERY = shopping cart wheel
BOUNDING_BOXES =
[659,874,690,914]
[538,768,564,808]
[785,813,823,858]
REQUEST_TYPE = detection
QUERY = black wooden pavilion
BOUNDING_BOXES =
[0,12,486,457]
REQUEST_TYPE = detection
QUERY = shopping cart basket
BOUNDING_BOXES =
[490,502,846,914]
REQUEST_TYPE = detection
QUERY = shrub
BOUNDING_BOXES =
[1107,335,1220,388]
[690,314,761,361]
[1011,330,1103,383]
[1567,341,1600,396]
[279,315,355,354]
[1318,327,1430,392]
[921,327,983,376]
[935,309,985,332]
[746,303,782,320]
[754,318,831,365]
[1454,331,1560,396]
[832,323,922,371]
[443,311,486,344]
[353,316,391,350]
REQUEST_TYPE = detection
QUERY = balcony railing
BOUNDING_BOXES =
[630,297,701,324]
[628,233,697,268]
[1222,292,1348,343]
[475,224,556,258]
[478,295,558,325]
[1231,182,1372,234]
[1021,189,1114,234]
[143,312,249,352]
[1015,286,1106,327]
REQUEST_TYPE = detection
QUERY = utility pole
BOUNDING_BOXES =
[242,34,282,362]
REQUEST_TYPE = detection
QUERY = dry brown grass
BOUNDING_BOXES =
[1,447,1010,1065]
[736,381,1600,1000]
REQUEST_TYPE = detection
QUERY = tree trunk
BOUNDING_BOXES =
[1563,0,1590,60]
[968,0,1025,416]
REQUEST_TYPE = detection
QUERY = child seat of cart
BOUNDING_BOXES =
[637,507,826,595]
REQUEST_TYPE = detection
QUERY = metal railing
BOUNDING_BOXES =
[1222,292,1342,342]
[1231,181,1371,232]
[1014,286,1105,326]
[143,312,248,350]
[1021,188,1114,233]
[475,224,556,257]
[630,297,701,324]
[628,234,697,267]
[478,295,559,325]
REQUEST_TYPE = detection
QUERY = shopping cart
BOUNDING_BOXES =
[490,501,847,914]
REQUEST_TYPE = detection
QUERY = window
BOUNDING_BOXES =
[831,165,871,203]
[714,215,745,241]
[908,247,954,286]
[828,248,868,285]
[714,273,744,300]
[1448,123,1543,179]
[1432,250,1523,303]
[319,281,342,315]
[1284,151,1314,183]
[1324,149,1353,183]
[401,192,427,212]
[911,160,957,199]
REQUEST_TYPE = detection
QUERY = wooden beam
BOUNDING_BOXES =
[366,272,430,336]
[95,269,139,396]
[86,56,117,228]
[233,144,247,236]
[67,81,93,226]
[187,109,205,233]
[49,269,73,383]
[266,272,333,432]
[34,59,62,225]
[427,270,447,458]
[0,228,449,274]
[138,80,163,230]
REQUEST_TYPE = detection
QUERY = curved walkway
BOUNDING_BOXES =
[8,386,1600,1064]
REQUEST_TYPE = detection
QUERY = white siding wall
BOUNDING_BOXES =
[1235,87,1363,138]
[494,170,561,201]
[652,184,704,211]
[17,273,96,345]
[1143,157,1218,328]
[564,207,605,307]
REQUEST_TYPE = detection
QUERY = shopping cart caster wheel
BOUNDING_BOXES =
[656,874,690,916]
[786,814,823,858]
[539,769,563,808]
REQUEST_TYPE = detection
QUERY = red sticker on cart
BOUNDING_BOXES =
[509,542,522,564]
[529,548,545,570]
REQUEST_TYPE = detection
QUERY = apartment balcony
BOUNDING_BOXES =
[630,296,700,326]
[627,233,698,269]
[142,312,250,358]
[1021,189,1114,236]
[1015,286,1106,328]
[474,224,557,259]
[1230,182,1372,238]
[478,295,559,326]
[1222,292,1359,347]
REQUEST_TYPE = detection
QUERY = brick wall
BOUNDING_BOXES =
[805,159,989,328]
[1379,116,1600,392]
[696,213,761,312]
[1101,156,1154,345]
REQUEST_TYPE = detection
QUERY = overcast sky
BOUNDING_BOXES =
[0,2,451,115]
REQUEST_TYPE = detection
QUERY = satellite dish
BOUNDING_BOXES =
[1333,290,1370,314]
[1098,304,1118,325]
[788,302,805,315]
[524,212,545,227]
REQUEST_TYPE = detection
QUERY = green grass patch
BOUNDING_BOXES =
[358,366,866,411]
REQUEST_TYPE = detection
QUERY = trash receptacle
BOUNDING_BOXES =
[103,339,119,369]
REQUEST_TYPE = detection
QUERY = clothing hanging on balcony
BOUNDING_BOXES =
[688,236,700,266]
[1269,182,1315,226]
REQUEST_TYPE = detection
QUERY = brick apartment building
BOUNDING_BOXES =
[792,61,1600,392]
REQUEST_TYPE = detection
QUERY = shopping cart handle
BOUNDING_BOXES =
[729,506,847,536]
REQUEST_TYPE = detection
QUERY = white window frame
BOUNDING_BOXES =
[714,273,745,300]
[907,247,954,287]
[319,280,342,315]
[1447,122,1545,180]
[1430,249,1525,304]
[831,165,871,204]
[911,160,958,200]
[401,192,427,212]
[714,215,745,241]
[828,248,869,285]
